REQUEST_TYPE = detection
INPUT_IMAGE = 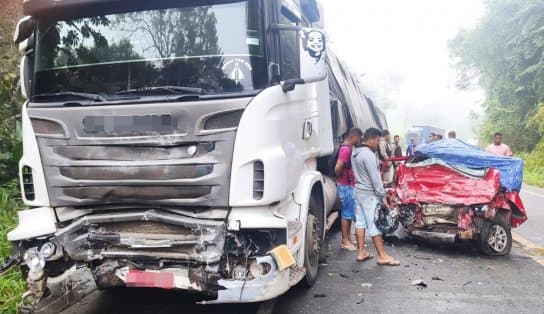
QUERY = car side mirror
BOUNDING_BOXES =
[282,28,327,92]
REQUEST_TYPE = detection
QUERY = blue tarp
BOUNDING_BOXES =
[415,139,523,191]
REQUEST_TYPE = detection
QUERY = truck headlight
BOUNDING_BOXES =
[39,242,56,258]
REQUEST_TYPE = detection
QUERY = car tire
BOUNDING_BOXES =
[478,212,512,256]
[303,197,321,287]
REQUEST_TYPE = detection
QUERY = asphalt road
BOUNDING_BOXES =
[274,233,544,314]
[64,226,544,314]
[516,184,544,247]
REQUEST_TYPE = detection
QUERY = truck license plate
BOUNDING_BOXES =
[125,270,174,289]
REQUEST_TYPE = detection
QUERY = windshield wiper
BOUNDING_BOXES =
[116,86,204,96]
[33,91,107,103]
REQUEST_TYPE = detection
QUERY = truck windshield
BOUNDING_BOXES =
[33,1,267,98]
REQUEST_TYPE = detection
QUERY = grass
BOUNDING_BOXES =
[518,143,544,188]
[524,168,544,187]
[0,185,25,314]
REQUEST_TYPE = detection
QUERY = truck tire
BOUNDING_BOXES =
[303,196,322,287]
[478,212,512,256]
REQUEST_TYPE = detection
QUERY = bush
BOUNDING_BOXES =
[0,183,24,314]
[519,140,544,187]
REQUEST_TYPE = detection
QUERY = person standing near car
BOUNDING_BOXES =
[392,135,403,157]
[406,138,417,157]
[335,128,363,251]
[485,132,512,157]
[351,127,400,265]
[378,129,393,185]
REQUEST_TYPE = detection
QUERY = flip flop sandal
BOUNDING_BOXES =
[377,259,401,266]
[341,243,357,251]
[356,253,374,262]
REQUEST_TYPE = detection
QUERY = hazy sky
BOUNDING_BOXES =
[321,0,486,142]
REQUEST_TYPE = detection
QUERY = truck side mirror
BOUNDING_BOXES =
[20,55,32,99]
[14,16,34,99]
[282,28,327,92]
[13,16,35,44]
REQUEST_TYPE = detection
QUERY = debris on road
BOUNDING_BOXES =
[313,294,327,298]
[432,276,444,281]
[327,272,349,278]
[413,255,433,260]
[411,279,428,289]
[356,298,364,304]
[462,281,472,287]
[361,283,373,288]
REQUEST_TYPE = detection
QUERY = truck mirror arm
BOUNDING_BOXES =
[281,73,327,93]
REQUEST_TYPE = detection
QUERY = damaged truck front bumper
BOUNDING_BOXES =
[8,208,292,313]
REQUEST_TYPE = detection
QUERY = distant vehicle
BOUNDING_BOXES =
[406,125,445,145]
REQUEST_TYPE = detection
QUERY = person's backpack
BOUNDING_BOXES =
[331,144,351,178]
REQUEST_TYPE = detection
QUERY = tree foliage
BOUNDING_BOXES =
[449,0,544,152]
[0,1,23,186]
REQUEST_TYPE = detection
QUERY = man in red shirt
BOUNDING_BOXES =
[335,128,363,250]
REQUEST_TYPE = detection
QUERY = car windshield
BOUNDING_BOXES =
[33,0,267,99]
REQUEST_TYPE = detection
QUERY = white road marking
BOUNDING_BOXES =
[522,189,544,198]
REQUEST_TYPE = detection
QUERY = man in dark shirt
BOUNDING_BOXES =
[392,135,402,157]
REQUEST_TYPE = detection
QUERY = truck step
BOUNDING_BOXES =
[288,265,306,286]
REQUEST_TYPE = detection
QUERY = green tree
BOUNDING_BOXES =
[449,0,544,152]
[0,1,23,186]
[450,0,544,186]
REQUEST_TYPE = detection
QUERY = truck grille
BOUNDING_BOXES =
[27,98,250,207]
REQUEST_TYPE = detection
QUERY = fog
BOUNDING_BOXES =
[322,0,486,144]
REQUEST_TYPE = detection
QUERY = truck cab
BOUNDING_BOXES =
[6,0,383,311]
[8,0,338,311]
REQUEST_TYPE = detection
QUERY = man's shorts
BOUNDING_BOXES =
[354,192,382,237]
[337,184,355,221]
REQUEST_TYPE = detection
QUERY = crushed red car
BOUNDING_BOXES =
[382,139,527,255]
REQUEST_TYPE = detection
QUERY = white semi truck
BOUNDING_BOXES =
[4,0,382,312]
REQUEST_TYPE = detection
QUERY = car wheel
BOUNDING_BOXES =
[303,197,321,286]
[478,213,512,256]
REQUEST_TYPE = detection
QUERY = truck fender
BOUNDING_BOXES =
[292,170,325,265]
[293,170,325,233]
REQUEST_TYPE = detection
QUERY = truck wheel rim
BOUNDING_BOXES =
[487,225,507,252]
[307,215,319,268]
